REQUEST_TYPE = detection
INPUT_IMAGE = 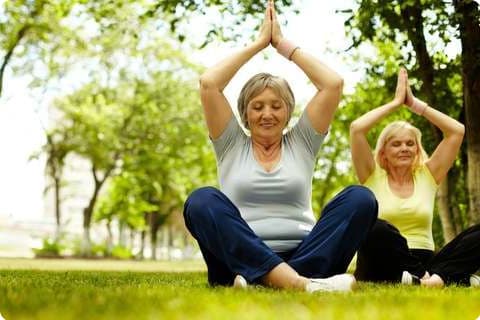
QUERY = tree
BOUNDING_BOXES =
[1,0,297,99]
[0,0,87,97]
[453,0,480,226]
[30,126,75,240]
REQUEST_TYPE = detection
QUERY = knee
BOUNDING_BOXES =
[183,186,220,222]
[365,219,404,246]
[344,185,378,220]
[369,219,399,238]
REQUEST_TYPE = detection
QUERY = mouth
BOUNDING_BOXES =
[260,123,276,128]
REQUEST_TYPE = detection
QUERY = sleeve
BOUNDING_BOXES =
[363,165,378,188]
[421,164,440,189]
[211,115,245,162]
[288,110,327,158]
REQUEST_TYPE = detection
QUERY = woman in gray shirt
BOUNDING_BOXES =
[183,0,377,292]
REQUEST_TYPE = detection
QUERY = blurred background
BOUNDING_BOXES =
[0,0,479,260]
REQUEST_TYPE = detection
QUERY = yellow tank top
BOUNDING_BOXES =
[363,164,438,250]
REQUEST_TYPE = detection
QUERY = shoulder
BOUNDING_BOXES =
[415,164,439,188]
[285,111,327,156]
[363,164,385,187]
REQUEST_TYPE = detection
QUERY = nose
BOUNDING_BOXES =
[399,144,411,154]
[262,106,274,118]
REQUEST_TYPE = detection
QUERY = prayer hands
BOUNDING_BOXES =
[257,1,284,49]
[270,0,284,48]
[257,0,273,48]
[393,67,407,107]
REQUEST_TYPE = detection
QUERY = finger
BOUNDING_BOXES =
[396,70,404,89]
[271,0,277,20]
[270,3,274,21]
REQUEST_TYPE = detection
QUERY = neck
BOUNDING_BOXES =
[387,165,413,184]
[252,136,282,159]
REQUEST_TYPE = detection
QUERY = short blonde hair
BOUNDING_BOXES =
[374,121,429,171]
[237,73,295,129]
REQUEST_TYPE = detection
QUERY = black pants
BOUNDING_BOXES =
[355,219,480,285]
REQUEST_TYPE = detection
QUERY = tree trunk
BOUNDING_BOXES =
[149,213,159,260]
[129,228,135,251]
[138,229,146,260]
[81,225,91,256]
[0,26,29,97]
[106,220,113,256]
[53,176,62,241]
[436,181,457,242]
[81,166,111,256]
[454,0,480,225]
[118,221,126,247]
[162,227,169,260]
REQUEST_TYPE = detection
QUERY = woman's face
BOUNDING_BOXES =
[382,129,418,169]
[246,87,288,140]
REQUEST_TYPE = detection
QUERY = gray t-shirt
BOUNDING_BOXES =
[212,111,326,252]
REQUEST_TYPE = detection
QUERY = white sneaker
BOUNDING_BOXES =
[233,275,248,289]
[306,274,356,293]
[470,274,480,287]
[401,271,421,285]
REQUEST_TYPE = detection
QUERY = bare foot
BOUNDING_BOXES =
[421,273,445,288]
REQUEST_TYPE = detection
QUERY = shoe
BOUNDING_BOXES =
[233,275,248,289]
[470,274,480,287]
[306,273,356,292]
[401,271,421,285]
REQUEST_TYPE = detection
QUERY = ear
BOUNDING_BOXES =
[379,149,387,168]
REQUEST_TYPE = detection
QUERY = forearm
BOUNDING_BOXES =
[290,49,343,90]
[422,105,465,137]
[350,101,399,133]
[199,41,264,92]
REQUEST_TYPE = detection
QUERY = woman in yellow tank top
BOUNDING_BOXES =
[350,68,480,287]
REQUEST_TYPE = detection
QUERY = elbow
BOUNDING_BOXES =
[349,119,360,135]
[199,73,218,91]
[458,123,465,137]
[199,74,211,90]
[452,122,465,138]
[335,76,345,91]
[329,76,344,94]
[448,122,465,143]
[329,77,344,101]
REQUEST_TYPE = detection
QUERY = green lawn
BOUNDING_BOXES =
[1,258,479,320]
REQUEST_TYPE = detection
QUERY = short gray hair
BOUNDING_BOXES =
[237,73,295,129]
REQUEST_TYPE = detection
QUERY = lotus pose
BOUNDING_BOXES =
[350,68,480,287]
[183,0,377,292]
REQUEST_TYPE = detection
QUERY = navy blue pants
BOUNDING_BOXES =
[183,185,378,286]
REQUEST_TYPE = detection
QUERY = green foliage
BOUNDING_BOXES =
[0,0,89,94]
[111,245,133,260]
[90,242,108,258]
[32,238,65,257]
[0,0,298,96]
[136,0,297,46]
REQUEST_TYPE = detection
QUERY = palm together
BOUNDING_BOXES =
[258,0,283,49]
[393,67,419,109]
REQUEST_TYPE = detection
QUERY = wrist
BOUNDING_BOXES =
[410,97,427,116]
[276,38,300,60]
[251,39,268,52]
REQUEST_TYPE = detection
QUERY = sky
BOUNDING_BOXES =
[0,0,358,224]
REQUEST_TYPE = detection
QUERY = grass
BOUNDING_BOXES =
[1,258,479,320]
